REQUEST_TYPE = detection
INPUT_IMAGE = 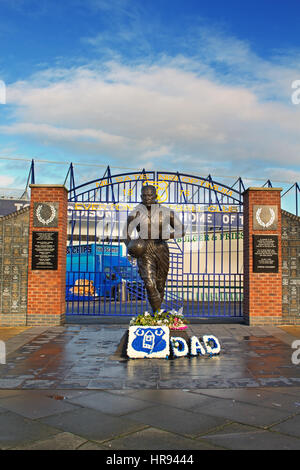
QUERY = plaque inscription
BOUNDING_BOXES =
[32,231,58,270]
[253,235,278,273]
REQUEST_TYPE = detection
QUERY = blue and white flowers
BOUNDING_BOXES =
[190,336,206,356]
[127,311,221,359]
[202,335,221,355]
[127,325,170,359]
[170,337,189,357]
[127,327,221,359]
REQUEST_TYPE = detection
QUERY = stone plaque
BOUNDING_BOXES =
[33,202,59,228]
[253,205,278,230]
[32,231,58,270]
[253,235,278,273]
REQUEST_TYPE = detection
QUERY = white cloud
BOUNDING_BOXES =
[1,33,300,180]
[264,167,300,184]
[0,174,14,186]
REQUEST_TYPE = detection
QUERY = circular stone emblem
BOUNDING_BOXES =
[35,203,57,226]
[255,207,275,228]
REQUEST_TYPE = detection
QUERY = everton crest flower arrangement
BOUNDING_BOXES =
[127,325,170,359]
[127,308,221,359]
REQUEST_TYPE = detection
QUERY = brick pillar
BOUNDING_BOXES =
[27,185,68,326]
[243,188,282,325]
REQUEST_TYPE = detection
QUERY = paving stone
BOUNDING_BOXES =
[289,379,300,385]
[123,379,160,389]
[104,427,223,450]
[271,415,300,438]
[44,389,96,400]
[1,325,299,391]
[56,380,91,389]
[200,428,300,450]
[67,391,156,416]
[257,378,294,387]
[128,389,216,410]
[78,441,110,450]
[159,365,248,379]
[256,392,300,412]
[158,378,260,389]
[202,422,257,436]
[21,380,59,389]
[0,378,24,388]
[189,388,279,406]
[87,379,126,389]
[12,432,87,450]
[0,391,80,419]
[124,404,230,437]
[0,390,24,399]
[263,387,300,397]
[40,407,147,442]
[194,398,294,428]
[0,411,59,449]
[0,323,300,450]
[0,405,11,414]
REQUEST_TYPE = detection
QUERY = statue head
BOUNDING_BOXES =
[141,185,157,208]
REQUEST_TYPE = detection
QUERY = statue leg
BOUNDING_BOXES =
[156,277,166,303]
[137,255,162,313]
[146,282,162,312]
[156,241,169,305]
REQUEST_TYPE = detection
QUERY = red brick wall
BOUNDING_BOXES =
[243,188,282,325]
[27,185,68,325]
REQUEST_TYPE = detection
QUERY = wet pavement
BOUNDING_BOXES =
[0,324,300,390]
[0,323,299,449]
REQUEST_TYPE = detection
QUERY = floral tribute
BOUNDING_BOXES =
[129,308,188,330]
[170,335,221,358]
[127,326,170,359]
[127,309,221,359]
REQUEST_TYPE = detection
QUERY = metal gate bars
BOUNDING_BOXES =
[66,170,243,318]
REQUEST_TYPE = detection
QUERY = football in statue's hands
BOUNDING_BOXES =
[127,239,146,258]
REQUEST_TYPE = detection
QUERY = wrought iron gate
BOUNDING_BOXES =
[66,169,243,318]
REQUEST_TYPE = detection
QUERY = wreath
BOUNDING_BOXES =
[36,204,56,225]
[255,208,275,228]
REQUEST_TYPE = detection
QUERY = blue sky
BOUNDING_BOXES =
[0,0,299,208]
